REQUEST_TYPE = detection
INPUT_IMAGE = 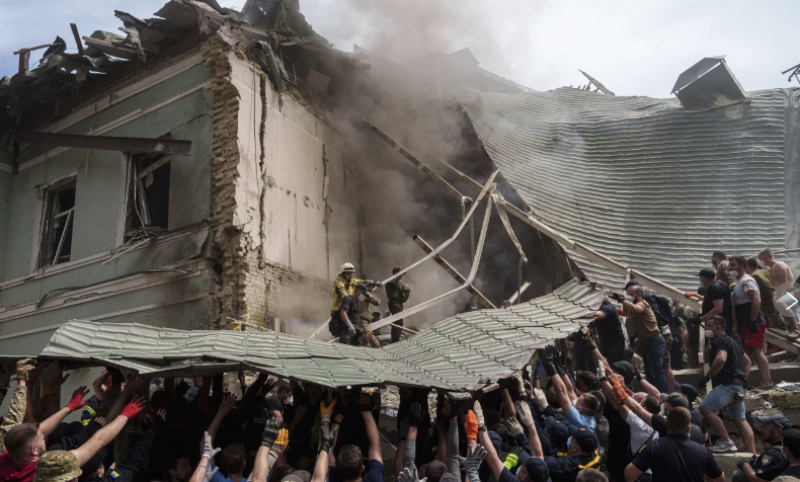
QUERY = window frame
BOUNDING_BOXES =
[35,174,78,269]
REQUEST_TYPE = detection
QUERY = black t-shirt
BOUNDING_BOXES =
[335,296,360,326]
[708,334,748,388]
[651,414,668,438]
[632,433,722,482]
[595,299,625,345]
[266,395,285,416]
[702,281,732,325]
[781,465,800,477]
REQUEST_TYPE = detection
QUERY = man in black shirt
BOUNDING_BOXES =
[625,407,724,482]
[698,316,756,454]
[779,428,800,478]
[334,283,366,345]
[734,414,790,482]
[698,268,734,334]
[594,297,626,364]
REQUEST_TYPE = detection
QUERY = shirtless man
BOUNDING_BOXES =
[759,248,800,336]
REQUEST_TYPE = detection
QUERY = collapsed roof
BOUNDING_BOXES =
[0,280,602,390]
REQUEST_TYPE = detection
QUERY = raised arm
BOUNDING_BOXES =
[516,401,543,458]
[540,347,574,414]
[475,401,506,481]
[72,397,146,466]
[360,391,382,463]
[311,421,338,482]
[404,403,423,471]
[251,415,282,482]
[446,414,460,478]
[39,387,91,437]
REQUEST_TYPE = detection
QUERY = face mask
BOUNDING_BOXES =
[625,294,633,302]
[758,260,766,269]
[705,329,714,339]
[359,295,366,301]
[730,270,739,278]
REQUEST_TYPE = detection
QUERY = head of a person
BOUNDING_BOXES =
[642,395,661,415]
[759,248,776,267]
[729,255,747,279]
[168,456,194,482]
[365,282,375,294]
[698,267,717,288]
[757,415,791,445]
[336,445,365,482]
[569,428,598,457]
[576,371,599,393]
[712,251,727,268]
[32,450,82,482]
[77,449,107,481]
[151,390,173,411]
[219,444,247,476]
[545,380,558,405]
[341,263,355,281]
[784,428,800,463]
[626,285,643,302]
[484,409,502,431]
[675,383,699,404]
[576,393,600,416]
[706,316,726,338]
[661,393,690,412]
[745,257,761,275]
[5,422,46,463]
[272,465,296,482]
[666,407,692,436]
[276,384,292,401]
[284,471,311,482]
[519,458,550,482]
[545,419,570,450]
[353,283,367,301]
[393,266,404,281]
[424,461,448,482]
[576,468,609,482]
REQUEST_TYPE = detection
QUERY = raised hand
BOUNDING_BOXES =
[202,431,222,460]
[261,416,281,448]
[65,386,91,412]
[473,400,485,427]
[120,396,147,419]
[504,417,524,436]
[319,425,338,453]
[398,466,426,482]
[458,444,486,482]
[320,398,337,424]
[409,402,424,427]
[515,400,534,428]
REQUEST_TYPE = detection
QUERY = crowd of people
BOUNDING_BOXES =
[2,250,800,482]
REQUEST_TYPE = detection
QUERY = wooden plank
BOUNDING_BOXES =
[70,24,84,55]
[765,328,800,355]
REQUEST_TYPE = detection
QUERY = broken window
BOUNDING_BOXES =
[38,179,77,268]
[125,153,170,240]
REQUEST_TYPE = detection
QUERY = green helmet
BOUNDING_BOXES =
[341,262,355,273]
[34,451,82,482]
[393,266,403,274]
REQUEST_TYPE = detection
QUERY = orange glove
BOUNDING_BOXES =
[466,410,478,440]
[320,399,337,424]
[609,376,629,405]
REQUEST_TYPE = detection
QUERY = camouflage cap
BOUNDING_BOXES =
[34,450,82,482]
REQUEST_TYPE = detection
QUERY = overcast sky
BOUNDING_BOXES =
[1,0,798,98]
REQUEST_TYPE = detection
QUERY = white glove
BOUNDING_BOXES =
[515,400,534,428]
[532,388,548,410]
[202,431,222,461]
[473,400,485,427]
[511,371,526,395]
[504,417,524,436]
[398,467,427,482]
[203,466,219,482]
[346,321,356,336]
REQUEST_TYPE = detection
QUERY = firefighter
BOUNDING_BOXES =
[330,263,376,317]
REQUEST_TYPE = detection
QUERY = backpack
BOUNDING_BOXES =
[651,294,674,327]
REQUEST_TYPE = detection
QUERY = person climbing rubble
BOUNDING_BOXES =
[330,263,378,318]
[358,283,382,348]
[386,266,411,343]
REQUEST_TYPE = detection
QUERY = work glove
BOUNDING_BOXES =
[261,416,281,448]
[698,376,710,387]
[552,346,567,377]
[120,396,147,419]
[320,399,337,424]
[511,371,527,396]
[65,387,91,412]
[345,321,356,337]
[609,375,629,405]
[409,402,424,428]
[319,425,338,453]
[458,444,486,482]
[504,417,524,436]
[398,467,426,482]
[473,400,485,428]
[503,452,519,470]
[465,410,478,440]
[203,466,220,482]
[515,401,534,428]
[358,390,375,412]
[532,388,548,410]
[202,431,222,461]
[398,417,410,441]
[16,358,35,381]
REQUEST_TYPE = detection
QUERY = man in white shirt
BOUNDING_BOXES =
[730,255,772,388]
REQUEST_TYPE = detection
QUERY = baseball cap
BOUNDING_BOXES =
[757,414,792,430]
[697,268,716,279]
[545,419,570,447]
[572,428,599,453]
[524,458,551,482]
[661,393,690,409]
[488,431,503,452]
[354,283,368,292]
[611,360,637,386]
[673,382,699,403]
[624,281,641,290]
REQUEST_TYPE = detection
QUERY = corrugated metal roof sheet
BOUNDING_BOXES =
[5,280,601,391]
[455,87,796,291]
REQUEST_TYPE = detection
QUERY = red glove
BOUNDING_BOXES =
[66,387,90,412]
[120,396,147,419]
[465,410,478,440]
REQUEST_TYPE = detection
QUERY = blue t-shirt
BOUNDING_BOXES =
[327,460,384,482]
[565,406,596,431]
[209,466,246,482]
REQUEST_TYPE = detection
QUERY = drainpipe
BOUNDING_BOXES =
[462,196,478,310]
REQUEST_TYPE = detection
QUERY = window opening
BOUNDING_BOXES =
[126,153,170,241]
[39,179,77,267]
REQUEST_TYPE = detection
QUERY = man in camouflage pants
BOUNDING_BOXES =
[386,266,411,343]
[358,283,382,348]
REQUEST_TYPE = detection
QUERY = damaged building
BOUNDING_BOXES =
[0,0,799,369]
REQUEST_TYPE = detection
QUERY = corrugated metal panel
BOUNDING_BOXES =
[455,87,794,291]
[3,280,601,391]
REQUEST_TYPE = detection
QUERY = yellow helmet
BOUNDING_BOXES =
[341,262,355,273]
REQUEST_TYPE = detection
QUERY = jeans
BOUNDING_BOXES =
[639,334,667,393]
[700,384,746,419]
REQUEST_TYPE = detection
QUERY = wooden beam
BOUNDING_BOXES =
[413,234,496,309]
[17,132,192,155]
[70,24,84,55]
[765,328,800,355]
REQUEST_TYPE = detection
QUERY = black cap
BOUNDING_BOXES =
[611,360,637,386]
[524,458,550,482]
[545,419,570,447]
[698,268,716,279]
[573,428,599,453]
[624,281,641,290]
[757,415,792,430]
[354,283,368,292]
[661,393,690,409]
[673,381,699,403]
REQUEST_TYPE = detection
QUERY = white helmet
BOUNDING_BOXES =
[341,262,355,273]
